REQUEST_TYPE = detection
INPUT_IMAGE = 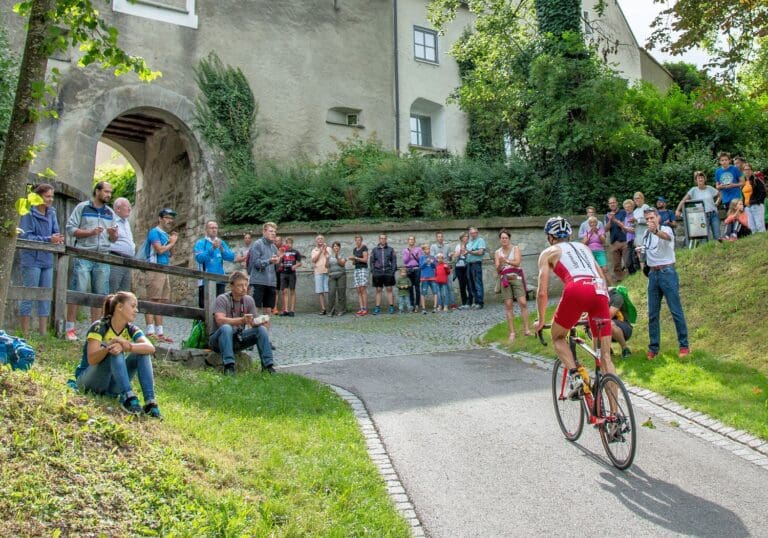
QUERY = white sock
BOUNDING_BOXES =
[146,324,155,335]
[156,325,164,335]
[66,322,75,331]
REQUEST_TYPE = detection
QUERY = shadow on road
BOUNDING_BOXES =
[599,466,749,537]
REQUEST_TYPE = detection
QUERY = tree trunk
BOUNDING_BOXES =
[0,0,54,326]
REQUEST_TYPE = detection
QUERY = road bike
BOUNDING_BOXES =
[538,319,636,470]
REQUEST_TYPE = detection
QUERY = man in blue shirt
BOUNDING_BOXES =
[465,227,486,309]
[715,151,744,210]
[194,220,235,308]
[144,208,178,343]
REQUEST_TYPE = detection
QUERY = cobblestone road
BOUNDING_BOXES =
[78,305,508,366]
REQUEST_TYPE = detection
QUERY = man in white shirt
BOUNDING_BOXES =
[639,208,689,360]
[108,197,135,293]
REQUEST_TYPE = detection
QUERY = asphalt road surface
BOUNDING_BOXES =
[286,350,767,537]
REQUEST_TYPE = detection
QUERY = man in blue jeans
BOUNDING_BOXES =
[640,208,689,359]
[209,271,275,375]
[466,227,486,309]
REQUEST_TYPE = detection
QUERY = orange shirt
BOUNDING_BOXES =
[743,179,753,206]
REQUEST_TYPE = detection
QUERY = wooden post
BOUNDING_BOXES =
[54,253,69,338]
[204,280,217,331]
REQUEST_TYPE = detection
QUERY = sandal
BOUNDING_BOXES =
[524,330,533,337]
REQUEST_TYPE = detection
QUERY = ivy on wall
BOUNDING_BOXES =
[193,52,258,184]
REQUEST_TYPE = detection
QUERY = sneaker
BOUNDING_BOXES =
[646,351,658,360]
[143,402,163,419]
[388,306,395,314]
[355,309,367,317]
[476,304,484,310]
[432,308,438,314]
[65,328,78,341]
[422,310,428,315]
[120,395,142,415]
[224,363,236,376]
[272,307,279,315]
[318,310,327,315]
[263,365,276,374]
[679,347,690,358]
[280,311,290,316]
[457,305,469,310]
[288,311,295,317]
[621,347,632,359]
[372,306,381,315]
[450,304,457,310]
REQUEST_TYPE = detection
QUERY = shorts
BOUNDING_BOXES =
[420,280,438,296]
[553,279,611,337]
[146,271,171,301]
[314,273,329,294]
[71,258,110,295]
[280,271,297,290]
[592,250,607,267]
[252,284,277,308]
[500,275,526,301]
[372,274,395,288]
[354,268,368,287]
[613,319,633,341]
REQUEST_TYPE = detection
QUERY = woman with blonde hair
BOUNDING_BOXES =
[74,291,160,417]
[723,199,751,240]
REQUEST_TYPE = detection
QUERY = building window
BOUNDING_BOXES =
[410,115,432,147]
[414,27,438,63]
[326,107,363,128]
[346,113,359,127]
[583,11,593,35]
[112,0,198,29]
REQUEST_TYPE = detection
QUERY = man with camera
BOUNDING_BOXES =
[209,271,275,375]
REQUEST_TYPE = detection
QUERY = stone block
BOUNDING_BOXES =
[157,345,256,372]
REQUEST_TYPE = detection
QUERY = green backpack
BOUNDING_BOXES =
[182,320,208,349]
[614,286,637,324]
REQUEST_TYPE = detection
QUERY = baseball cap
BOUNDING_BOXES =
[159,208,177,218]
[656,196,666,203]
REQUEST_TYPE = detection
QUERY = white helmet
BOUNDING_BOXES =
[544,216,572,239]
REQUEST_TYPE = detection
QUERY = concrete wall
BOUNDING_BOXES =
[397,1,471,154]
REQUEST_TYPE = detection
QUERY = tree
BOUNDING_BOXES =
[647,0,768,81]
[0,23,19,159]
[663,61,708,94]
[0,0,160,326]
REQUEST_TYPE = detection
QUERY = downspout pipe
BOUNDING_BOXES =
[393,0,400,152]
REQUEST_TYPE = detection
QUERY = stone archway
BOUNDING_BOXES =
[52,84,224,304]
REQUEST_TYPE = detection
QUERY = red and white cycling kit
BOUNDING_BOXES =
[552,242,611,337]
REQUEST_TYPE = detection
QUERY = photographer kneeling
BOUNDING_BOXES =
[209,271,276,375]
[609,286,635,359]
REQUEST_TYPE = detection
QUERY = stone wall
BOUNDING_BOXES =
[221,216,563,312]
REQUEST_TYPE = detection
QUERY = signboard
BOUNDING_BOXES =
[683,200,708,240]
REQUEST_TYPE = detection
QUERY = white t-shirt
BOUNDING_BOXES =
[641,226,675,267]
[686,185,719,213]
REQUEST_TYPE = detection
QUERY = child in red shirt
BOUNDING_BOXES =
[435,253,452,312]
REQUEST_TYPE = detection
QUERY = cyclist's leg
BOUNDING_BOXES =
[587,295,615,376]
[551,283,583,370]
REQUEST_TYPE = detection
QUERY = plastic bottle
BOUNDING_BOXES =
[576,365,591,395]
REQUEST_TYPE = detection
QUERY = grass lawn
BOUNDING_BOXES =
[0,337,410,536]
[485,233,768,441]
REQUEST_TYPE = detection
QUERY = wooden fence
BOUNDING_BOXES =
[9,238,227,337]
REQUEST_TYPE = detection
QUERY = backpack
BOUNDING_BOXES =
[135,235,151,261]
[0,331,35,371]
[181,320,208,349]
[614,286,637,324]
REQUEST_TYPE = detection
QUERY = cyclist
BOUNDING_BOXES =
[534,217,616,391]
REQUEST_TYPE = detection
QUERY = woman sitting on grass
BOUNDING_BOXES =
[74,291,161,417]
[723,199,751,241]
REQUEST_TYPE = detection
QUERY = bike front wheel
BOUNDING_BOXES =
[551,358,585,441]
[596,373,637,470]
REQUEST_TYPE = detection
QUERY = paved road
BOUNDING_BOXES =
[287,350,768,537]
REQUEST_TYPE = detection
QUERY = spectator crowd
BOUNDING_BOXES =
[14,151,765,415]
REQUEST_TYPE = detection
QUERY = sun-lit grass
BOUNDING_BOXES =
[0,336,409,536]
[485,234,768,440]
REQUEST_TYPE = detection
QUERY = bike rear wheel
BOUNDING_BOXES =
[596,373,637,470]
[551,358,585,441]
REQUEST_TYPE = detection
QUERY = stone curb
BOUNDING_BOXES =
[493,344,768,472]
[329,385,426,538]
